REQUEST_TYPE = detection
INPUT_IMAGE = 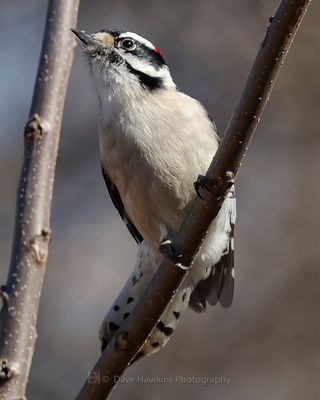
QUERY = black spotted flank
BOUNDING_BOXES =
[151,342,160,348]
[164,327,173,336]
[125,61,163,91]
[157,321,174,336]
[123,312,130,320]
[113,304,120,311]
[127,296,134,304]
[157,321,165,332]
[109,322,119,331]
[173,311,180,320]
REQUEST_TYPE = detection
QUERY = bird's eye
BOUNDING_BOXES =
[121,38,136,51]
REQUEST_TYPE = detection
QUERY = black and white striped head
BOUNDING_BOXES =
[72,29,176,93]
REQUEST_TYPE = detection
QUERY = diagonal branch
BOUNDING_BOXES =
[76,0,311,399]
[0,1,80,398]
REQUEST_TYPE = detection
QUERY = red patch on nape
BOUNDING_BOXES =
[155,47,163,57]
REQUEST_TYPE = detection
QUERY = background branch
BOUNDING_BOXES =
[0,0,79,398]
[76,0,311,399]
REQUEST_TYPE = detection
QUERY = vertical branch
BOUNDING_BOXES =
[75,0,311,399]
[0,1,80,398]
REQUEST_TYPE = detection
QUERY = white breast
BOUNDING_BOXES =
[98,83,220,248]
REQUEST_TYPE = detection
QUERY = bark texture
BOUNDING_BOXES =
[0,1,80,398]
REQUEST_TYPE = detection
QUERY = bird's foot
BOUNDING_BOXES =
[194,174,212,200]
[159,239,183,264]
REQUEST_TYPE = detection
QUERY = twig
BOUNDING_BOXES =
[0,1,80,398]
[76,0,311,399]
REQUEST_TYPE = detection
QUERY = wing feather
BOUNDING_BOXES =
[101,167,143,244]
[189,189,236,311]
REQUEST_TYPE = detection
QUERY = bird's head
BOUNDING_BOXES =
[71,29,176,95]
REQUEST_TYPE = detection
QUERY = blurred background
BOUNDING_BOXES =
[1,0,320,399]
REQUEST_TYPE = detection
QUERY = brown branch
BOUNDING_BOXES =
[0,1,80,398]
[76,0,311,399]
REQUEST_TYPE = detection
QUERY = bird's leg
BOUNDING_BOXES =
[194,174,212,200]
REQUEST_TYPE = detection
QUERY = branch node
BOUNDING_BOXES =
[41,228,51,242]
[27,229,52,265]
[224,171,235,186]
[24,114,46,140]
[0,359,19,381]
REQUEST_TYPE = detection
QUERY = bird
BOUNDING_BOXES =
[72,28,236,361]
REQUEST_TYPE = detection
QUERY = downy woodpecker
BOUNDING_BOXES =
[72,28,236,360]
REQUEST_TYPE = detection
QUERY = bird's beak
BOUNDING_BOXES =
[71,29,115,52]
[71,28,97,47]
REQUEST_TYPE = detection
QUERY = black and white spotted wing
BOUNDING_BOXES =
[189,209,235,311]
[101,167,143,244]
[210,221,235,308]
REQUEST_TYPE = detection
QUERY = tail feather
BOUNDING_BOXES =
[99,242,192,359]
[189,222,235,311]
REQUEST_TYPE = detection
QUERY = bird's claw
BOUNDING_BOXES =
[194,175,212,200]
[159,239,183,264]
